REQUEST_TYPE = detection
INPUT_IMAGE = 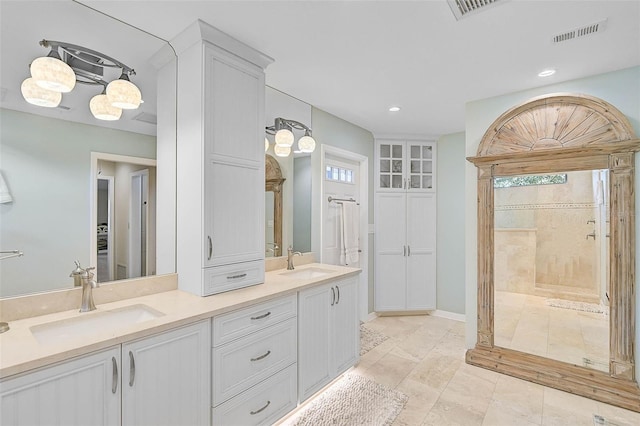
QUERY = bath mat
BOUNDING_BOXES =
[360,323,389,356]
[283,373,408,426]
[545,299,609,315]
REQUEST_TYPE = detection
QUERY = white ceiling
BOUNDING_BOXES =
[3,1,639,138]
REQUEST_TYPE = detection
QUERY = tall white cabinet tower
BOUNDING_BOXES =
[172,20,274,296]
[374,139,437,311]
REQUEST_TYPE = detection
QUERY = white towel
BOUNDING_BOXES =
[0,171,13,204]
[340,201,359,266]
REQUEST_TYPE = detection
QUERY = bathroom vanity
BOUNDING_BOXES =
[0,263,361,426]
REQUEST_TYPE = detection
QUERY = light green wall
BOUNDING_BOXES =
[0,108,156,297]
[463,66,640,381]
[310,107,375,313]
[436,131,466,314]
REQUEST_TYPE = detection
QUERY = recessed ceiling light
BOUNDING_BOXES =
[538,69,556,77]
[389,106,401,112]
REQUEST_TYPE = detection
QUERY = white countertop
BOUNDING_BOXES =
[0,263,360,379]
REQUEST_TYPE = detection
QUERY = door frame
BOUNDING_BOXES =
[129,168,150,278]
[96,175,115,281]
[318,144,369,322]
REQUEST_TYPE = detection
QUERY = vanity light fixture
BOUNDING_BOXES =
[21,39,142,121]
[265,117,316,156]
[538,68,556,77]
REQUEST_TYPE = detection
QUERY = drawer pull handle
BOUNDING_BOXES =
[250,311,271,320]
[251,350,271,362]
[111,356,118,394]
[227,273,247,280]
[250,400,270,415]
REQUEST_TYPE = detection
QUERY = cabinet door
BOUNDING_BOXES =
[407,142,435,192]
[203,46,265,267]
[376,141,406,191]
[374,192,407,311]
[0,347,120,426]
[331,277,359,375]
[406,193,437,310]
[297,284,332,402]
[122,320,211,426]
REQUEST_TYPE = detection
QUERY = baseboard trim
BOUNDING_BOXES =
[432,310,466,322]
[363,312,378,323]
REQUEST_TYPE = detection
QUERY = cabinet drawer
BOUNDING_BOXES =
[212,294,297,346]
[212,364,297,426]
[213,317,297,405]
[203,260,265,296]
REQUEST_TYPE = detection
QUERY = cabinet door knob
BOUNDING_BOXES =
[128,351,136,387]
[111,356,118,394]
[250,400,271,415]
[331,287,335,306]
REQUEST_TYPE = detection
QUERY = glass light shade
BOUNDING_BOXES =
[274,128,294,147]
[30,56,76,93]
[106,79,141,109]
[90,94,122,121]
[21,78,61,107]
[274,144,291,157]
[298,135,316,153]
[265,137,269,152]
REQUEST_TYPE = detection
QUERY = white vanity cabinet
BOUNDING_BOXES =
[374,138,437,312]
[174,21,273,296]
[0,346,121,426]
[211,294,298,425]
[0,320,210,426]
[298,276,359,402]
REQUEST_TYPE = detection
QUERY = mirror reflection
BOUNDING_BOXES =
[0,1,173,298]
[494,170,610,372]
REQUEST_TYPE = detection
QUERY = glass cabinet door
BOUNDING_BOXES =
[409,143,434,190]
[378,142,405,190]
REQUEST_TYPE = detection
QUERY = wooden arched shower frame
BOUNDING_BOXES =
[466,93,640,411]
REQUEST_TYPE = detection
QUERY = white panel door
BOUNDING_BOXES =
[298,284,332,402]
[375,192,407,311]
[122,320,211,426]
[331,277,359,375]
[0,347,120,426]
[406,193,437,310]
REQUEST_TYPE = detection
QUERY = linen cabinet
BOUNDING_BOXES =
[173,21,274,296]
[374,139,437,312]
[297,276,359,402]
[0,321,211,426]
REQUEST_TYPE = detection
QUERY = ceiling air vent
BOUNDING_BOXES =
[133,112,157,125]
[447,0,507,20]
[552,19,607,44]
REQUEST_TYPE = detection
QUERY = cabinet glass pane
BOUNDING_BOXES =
[392,145,403,158]
[411,160,420,173]
[423,161,432,173]
[392,175,403,188]
[380,144,390,158]
[410,145,420,159]
[380,175,390,188]
[423,145,433,159]
[380,159,390,173]
[410,175,421,188]
[423,175,433,189]
[392,160,403,173]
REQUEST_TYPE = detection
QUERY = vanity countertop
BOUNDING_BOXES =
[0,263,360,379]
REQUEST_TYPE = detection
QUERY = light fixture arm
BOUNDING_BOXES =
[265,117,313,135]
[39,39,136,76]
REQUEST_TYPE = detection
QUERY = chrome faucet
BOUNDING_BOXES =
[287,246,302,270]
[71,261,99,312]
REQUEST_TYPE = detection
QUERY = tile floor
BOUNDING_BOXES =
[351,314,640,426]
[494,291,610,372]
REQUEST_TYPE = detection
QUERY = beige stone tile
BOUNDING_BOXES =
[406,352,463,392]
[542,387,599,426]
[393,378,440,425]
[459,363,502,385]
[437,367,496,415]
[422,399,485,426]
[363,351,418,389]
[482,403,541,426]
[489,375,544,424]
[594,401,640,426]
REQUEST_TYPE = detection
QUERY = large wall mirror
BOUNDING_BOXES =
[0,1,176,297]
[466,93,640,411]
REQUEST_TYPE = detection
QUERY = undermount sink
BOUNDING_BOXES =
[30,304,164,345]
[279,267,334,280]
